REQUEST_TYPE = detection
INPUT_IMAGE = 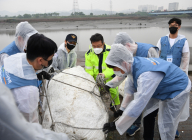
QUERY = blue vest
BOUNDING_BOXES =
[132,57,188,100]
[1,66,38,89]
[136,42,157,57]
[160,36,186,67]
[0,41,20,56]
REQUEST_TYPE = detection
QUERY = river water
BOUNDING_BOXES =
[0,27,192,52]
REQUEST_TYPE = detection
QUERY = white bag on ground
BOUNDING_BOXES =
[42,66,108,140]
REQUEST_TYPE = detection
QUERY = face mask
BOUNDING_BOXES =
[114,71,125,77]
[41,59,53,69]
[169,27,178,34]
[66,43,76,50]
[93,48,103,54]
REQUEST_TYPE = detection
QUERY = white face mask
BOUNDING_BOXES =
[114,71,125,77]
[93,48,103,54]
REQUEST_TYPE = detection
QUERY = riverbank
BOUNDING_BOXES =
[0,18,192,31]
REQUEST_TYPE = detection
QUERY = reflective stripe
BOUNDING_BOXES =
[85,66,106,70]
[85,66,93,69]
[94,66,106,70]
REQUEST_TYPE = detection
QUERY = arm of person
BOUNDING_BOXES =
[70,53,77,68]
[0,83,70,140]
[148,47,159,58]
[52,53,60,71]
[106,76,126,88]
[156,38,161,56]
[0,53,9,67]
[180,40,190,75]
[85,53,94,77]
[115,71,164,135]
[54,50,69,71]
[120,75,136,111]
[11,86,39,123]
[102,65,115,79]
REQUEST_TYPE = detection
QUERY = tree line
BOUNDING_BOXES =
[1,12,60,18]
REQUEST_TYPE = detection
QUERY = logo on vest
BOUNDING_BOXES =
[5,71,12,84]
[146,58,160,65]
[1,67,12,85]
[0,68,2,83]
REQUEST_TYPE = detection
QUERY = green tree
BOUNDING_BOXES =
[90,13,93,16]
[17,15,23,18]
[52,12,59,16]
[43,13,47,18]
[23,14,31,18]
[116,13,126,16]
[79,12,85,15]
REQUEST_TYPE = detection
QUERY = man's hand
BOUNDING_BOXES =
[37,71,51,80]
[114,109,123,118]
[103,122,116,134]
[98,73,105,78]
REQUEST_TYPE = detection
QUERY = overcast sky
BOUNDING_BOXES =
[0,0,191,13]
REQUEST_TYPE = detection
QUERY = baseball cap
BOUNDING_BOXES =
[66,34,77,43]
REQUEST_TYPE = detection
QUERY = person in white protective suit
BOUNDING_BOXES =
[105,32,159,136]
[0,21,38,67]
[52,33,77,71]
[156,18,190,138]
[0,34,57,123]
[102,44,191,140]
[0,83,70,140]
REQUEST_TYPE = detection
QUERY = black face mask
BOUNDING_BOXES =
[42,59,53,69]
[66,43,76,50]
[169,27,178,34]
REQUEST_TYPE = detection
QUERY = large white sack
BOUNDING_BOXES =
[42,66,108,140]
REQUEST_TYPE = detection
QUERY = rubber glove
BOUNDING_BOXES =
[37,71,51,80]
[103,122,116,134]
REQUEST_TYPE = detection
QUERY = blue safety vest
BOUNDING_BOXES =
[132,57,188,100]
[0,41,20,56]
[1,66,37,89]
[136,42,158,57]
[159,36,186,67]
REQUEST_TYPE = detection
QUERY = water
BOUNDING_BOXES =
[0,27,192,52]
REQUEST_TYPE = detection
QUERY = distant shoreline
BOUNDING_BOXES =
[0,17,191,31]
[0,16,154,23]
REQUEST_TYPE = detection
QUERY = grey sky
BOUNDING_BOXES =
[0,0,191,13]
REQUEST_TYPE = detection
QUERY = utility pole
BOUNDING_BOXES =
[73,0,80,14]
[110,0,112,15]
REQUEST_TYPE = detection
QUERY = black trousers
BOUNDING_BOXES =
[143,109,159,140]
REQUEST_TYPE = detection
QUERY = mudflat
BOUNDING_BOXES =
[0,18,191,32]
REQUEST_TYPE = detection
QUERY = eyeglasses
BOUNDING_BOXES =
[42,57,52,62]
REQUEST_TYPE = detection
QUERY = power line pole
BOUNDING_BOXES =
[110,0,112,15]
[73,0,80,14]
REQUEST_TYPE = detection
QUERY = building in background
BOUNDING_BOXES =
[138,5,157,12]
[187,7,192,10]
[168,2,179,11]
[158,6,164,11]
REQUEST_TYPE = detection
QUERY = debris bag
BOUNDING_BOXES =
[42,66,108,140]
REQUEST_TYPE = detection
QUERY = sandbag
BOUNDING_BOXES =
[42,66,108,140]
